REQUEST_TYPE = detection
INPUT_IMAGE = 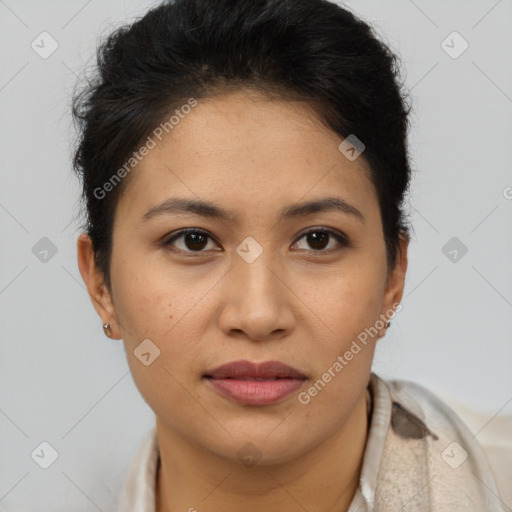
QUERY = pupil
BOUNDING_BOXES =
[185,233,207,251]
[308,231,328,250]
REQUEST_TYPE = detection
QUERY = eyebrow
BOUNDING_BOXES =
[142,196,365,223]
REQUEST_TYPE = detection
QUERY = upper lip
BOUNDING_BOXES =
[204,360,307,379]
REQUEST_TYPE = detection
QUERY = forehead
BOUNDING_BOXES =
[116,90,377,220]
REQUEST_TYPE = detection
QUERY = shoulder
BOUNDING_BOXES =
[385,375,512,458]
[374,374,512,510]
[384,375,510,444]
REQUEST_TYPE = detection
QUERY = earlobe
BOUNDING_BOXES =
[76,233,120,339]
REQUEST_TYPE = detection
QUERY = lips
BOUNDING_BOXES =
[204,360,307,406]
[204,360,307,380]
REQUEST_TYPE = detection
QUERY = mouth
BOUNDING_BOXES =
[203,360,307,406]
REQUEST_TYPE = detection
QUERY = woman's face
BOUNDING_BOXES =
[80,89,407,464]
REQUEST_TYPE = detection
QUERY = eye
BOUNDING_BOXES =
[293,228,348,252]
[162,227,349,255]
[163,229,219,254]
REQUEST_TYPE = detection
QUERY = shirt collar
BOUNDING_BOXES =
[357,372,393,510]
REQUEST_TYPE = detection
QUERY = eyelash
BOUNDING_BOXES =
[162,227,349,256]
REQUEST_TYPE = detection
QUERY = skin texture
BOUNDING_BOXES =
[77,89,408,512]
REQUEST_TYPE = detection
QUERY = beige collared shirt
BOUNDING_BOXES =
[117,372,511,511]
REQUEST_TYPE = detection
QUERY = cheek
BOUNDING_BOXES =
[293,270,383,416]
[110,253,213,381]
[300,262,386,335]
[291,258,387,393]
[112,267,208,424]
[110,248,194,341]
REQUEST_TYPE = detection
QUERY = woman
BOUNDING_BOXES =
[73,0,509,510]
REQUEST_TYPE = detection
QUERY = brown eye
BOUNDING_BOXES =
[305,231,329,250]
[163,227,348,256]
[164,229,218,253]
[294,228,348,252]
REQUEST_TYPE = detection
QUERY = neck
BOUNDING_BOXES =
[155,389,371,512]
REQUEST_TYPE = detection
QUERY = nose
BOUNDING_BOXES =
[217,251,296,342]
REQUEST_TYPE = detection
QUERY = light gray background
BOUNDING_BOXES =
[1,0,511,510]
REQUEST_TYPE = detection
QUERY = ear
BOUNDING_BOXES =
[76,233,121,339]
[379,233,409,335]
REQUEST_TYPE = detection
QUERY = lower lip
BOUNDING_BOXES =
[205,377,306,406]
